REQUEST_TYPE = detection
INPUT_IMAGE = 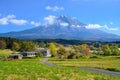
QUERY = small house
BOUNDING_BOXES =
[21,52,36,57]
[10,54,23,59]
[35,49,51,57]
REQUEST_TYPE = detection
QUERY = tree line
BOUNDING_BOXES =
[0,37,35,52]
[0,37,120,59]
[49,43,120,60]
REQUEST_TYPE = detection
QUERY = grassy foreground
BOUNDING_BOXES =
[0,50,120,79]
[0,59,120,80]
[49,56,120,72]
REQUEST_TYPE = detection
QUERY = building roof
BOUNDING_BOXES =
[21,52,36,55]
[10,54,23,57]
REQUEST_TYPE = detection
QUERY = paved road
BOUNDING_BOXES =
[78,67,120,77]
[41,58,120,77]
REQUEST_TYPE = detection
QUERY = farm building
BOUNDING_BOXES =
[9,54,23,59]
[35,49,51,57]
[20,49,51,57]
[21,52,36,57]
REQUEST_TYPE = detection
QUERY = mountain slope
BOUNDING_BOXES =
[0,16,120,41]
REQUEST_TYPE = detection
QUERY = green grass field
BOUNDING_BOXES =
[0,50,120,80]
[0,49,13,58]
[49,56,120,72]
[0,59,120,80]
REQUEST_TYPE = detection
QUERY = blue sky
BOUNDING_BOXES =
[0,0,120,35]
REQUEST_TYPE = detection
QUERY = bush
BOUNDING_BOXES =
[106,68,119,72]
[90,55,99,58]
[82,56,90,59]
[36,52,43,57]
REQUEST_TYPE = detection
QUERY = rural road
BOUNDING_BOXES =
[78,67,120,77]
[41,57,120,77]
[41,57,55,66]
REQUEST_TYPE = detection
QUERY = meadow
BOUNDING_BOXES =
[0,49,120,80]
[0,59,120,80]
[0,49,13,59]
[49,56,120,72]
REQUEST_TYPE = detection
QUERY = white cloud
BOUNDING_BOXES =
[0,14,16,25]
[71,25,81,28]
[31,21,41,27]
[104,25,119,31]
[77,25,81,27]
[85,24,119,31]
[9,19,28,25]
[44,15,57,25]
[71,25,76,27]
[7,15,16,19]
[0,18,9,25]
[85,24,102,29]
[0,14,28,25]
[45,6,64,12]
[60,22,69,27]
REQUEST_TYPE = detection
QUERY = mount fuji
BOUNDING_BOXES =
[0,16,120,41]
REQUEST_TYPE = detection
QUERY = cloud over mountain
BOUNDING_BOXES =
[0,15,120,41]
[44,15,57,25]
[31,21,41,27]
[60,22,69,27]
[85,24,119,31]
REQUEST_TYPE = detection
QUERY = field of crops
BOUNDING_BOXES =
[49,56,120,72]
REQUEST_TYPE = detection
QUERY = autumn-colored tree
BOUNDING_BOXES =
[110,44,120,55]
[0,40,6,49]
[81,44,87,49]
[20,41,35,51]
[79,44,87,53]
[49,43,57,57]
[12,42,20,51]
[57,45,68,59]
[68,50,81,59]
[83,48,90,56]
[101,44,112,55]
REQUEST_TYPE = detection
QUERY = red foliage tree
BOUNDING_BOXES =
[0,40,6,49]
[83,48,90,56]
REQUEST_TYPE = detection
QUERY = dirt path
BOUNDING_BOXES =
[41,57,55,66]
[41,58,120,77]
